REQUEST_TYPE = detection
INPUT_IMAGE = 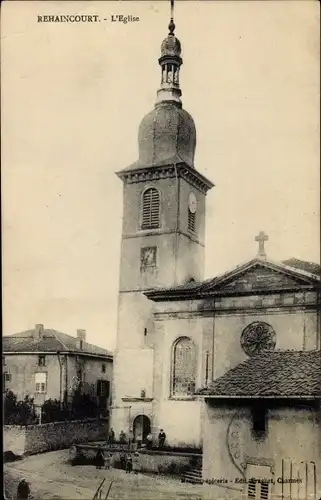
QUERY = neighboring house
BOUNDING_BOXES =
[3,324,113,415]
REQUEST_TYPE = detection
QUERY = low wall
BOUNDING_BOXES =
[139,449,193,474]
[3,426,26,456]
[73,444,202,475]
[4,419,107,456]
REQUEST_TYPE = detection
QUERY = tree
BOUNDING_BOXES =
[4,390,38,426]
[71,390,98,419]
[42,398,69,423]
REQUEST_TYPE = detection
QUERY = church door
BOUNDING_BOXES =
[133,415,151,443]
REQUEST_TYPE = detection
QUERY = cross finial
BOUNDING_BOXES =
[255,231,269,258]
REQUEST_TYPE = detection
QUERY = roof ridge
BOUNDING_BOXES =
[48,329,70,351]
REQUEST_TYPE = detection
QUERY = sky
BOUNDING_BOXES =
[2,1,320,350]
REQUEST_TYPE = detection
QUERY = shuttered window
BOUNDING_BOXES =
[260,482,269,500]
[247,479,270,500]
[248,479,256,499]
[188,209,195,232]
[97,380,110,398]
[141,188,160,229]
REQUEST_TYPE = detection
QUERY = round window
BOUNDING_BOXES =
[240,321,276,357]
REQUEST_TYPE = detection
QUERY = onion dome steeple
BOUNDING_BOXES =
[135,1,197,170]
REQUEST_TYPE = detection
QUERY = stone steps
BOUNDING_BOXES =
[181,465,203,485]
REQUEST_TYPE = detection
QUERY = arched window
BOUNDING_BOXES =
[172,337,196,397]
[141,188,160,229]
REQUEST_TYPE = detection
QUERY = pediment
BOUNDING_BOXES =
[202,259,319,295]
[144,257,320,302]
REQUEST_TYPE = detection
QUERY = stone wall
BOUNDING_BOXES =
[73,444,200,475]
[4,419,107,457]
[138,449,195,474]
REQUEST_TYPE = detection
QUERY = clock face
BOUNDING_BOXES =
[240,321,276,357]
[188,192,197,214]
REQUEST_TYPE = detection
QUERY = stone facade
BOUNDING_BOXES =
[112,165,320,449]
[4,352,113,407]
[112,165,212,445]
[203,402,321,499]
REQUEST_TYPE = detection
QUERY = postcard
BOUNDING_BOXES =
[2,1,320,499]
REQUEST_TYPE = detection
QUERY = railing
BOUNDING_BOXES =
[92,478,114,500]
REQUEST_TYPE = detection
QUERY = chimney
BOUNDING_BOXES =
[34,324,44,340]
[76,329,86,350]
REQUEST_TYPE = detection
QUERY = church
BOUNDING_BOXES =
[111,5,320,498]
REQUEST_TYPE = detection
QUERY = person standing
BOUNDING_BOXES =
[104,452,112,470]
[120,451,126,470]
[158,429,166,449]
[146,432,153,449]
[119,430,126,444]
[108,428,115,445]
[95,447,105,469]
[125,453,133,473]
[132,452,140,474]
[17,479,30,500]
[128,428,134,450]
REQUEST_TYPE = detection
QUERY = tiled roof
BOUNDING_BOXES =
[3,328,113,358]
[197,351,321,398]
[282,258,321,276]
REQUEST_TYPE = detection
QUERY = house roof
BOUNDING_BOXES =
[3,328,113,359]
[282,258,321,276]
[197,350,321,398]
[144,257,320,301]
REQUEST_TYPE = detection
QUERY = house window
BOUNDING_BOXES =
[38,355,46,367]
[35,372,47,394]
[97,380,110,398]
[5,372,12,382]
[141,188,160,229]
[252,405,267,435]
[3,356,6,366]
[172,337,196,397]
[102,364,106,373]
[188,208,196,232]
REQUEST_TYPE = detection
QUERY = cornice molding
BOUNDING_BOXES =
[116,163,214,195]
[122,228,204,247]
[153,303,317,321]
[121,397,153,403]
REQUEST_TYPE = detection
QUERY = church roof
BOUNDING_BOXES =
[144,257,320,301]
[197,350,321,399]
[3,328,113,359]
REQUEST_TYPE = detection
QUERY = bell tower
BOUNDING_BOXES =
[111,3,213,438]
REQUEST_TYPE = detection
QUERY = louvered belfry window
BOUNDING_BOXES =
[188,209,195,232]
[141,188,160,229]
